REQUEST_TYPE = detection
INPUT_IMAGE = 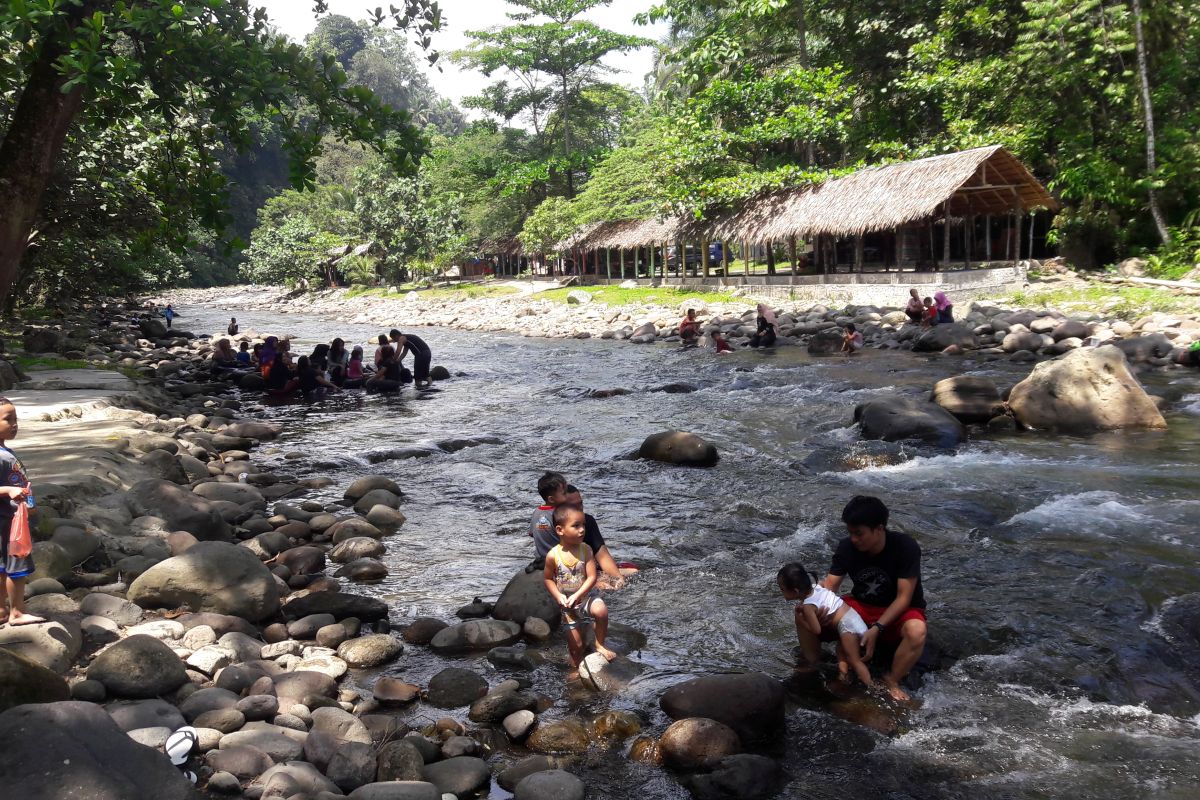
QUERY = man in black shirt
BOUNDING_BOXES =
[802,495,928,702]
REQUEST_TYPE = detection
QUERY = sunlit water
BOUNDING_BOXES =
[182,301,1200,799]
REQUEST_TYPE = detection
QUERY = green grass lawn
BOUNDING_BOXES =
[537,286,737,306]
[11,355,89,371]
[1000,283,1200,320]
[345,283,519,300]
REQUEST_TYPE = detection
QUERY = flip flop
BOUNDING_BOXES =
[9,615,46,626]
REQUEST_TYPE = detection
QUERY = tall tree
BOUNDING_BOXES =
[0,0,441,301]
[455,0,650,197]
[1130,0,1170,245]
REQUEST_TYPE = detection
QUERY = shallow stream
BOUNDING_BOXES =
[185,301,1200,799]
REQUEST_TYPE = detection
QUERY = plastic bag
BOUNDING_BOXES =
[9,501,32,558]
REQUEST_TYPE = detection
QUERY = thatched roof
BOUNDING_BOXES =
[559,145,1057,248]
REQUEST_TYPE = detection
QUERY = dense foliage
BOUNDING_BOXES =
[2,0,1197,302]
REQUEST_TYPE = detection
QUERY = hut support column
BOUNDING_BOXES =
[605,248,612,281]
[854,236,864,273]
[788,237,798,284]
[676,237,684,280]
[701,237,710,279]
[927,221,935,271]
[1012,188,1023,266]
[721,239,730,281]
[649,242,656,283]
[942,205,951,265]
[766,243,776,276]
[985,215,992,263]
[742,240,750,285]
[963,215,971,269]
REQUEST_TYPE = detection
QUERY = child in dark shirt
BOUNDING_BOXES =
[0,398,44,626]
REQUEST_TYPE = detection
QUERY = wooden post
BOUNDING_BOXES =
[605,248,611,281]
[942,206,951,265]
[1028,212,1036,260]
[766,242,776,276]
[701,237,710,279]
[963,215,971,269]
[676,237,685,280]
[1013,188,1023,266]
[649,241,656,281]
[788,236,798,284]
[928,221,935,270]
[721,239,730,279]
[854,235,864,273]
[742,240,750,285]
[985,214,992,263]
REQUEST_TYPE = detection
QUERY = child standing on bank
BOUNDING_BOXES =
[543,504,616,668]
[778,562,872,688]
[0,398,44,627]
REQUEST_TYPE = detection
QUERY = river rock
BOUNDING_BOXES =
[427,667,489,708]
[87,635,187,698]
[0,618,82,673]
[430,619,522,653]
[1052,320,1092,341]
[513,769,586,800]
[222,421,281,441]
[127,541,279,621]
[503,709,537,740]
[126,478,231,540]
[311,705,372,744]
[271,670,338,709]
[854,396,966,447]
[179,687,240,721]
[638,430,719,467]
[422,756,492,797]
[1109,332,1174,363]
[331,536,386,563]
[107,698,186,733]
[684,753,782,800]
[527,719,590,754]
[206,744,274,780]
[0,649,70,712]
[912,323,977,352]
[374,677,421,706]
[282,591,388,621]
[349,782,441,800]
[0,701,196,799]
[660,673,785,744]
[328,517,384,543]
[335,557,389,582]
[929,376,1004,424]
[337,634,403,668]
[402,617,449,644]
[194,481,265,507]
[194,707,245,734]
[219,725,305,762]
[236,693,279,721]
[577,652,643,692]
[259,760,340,797]
[468,688,539,723]
[659,717,742,770]
[806,328,845,355]
[327,741,378,792]
[376,739,427,781]
[344,475,403,501]
[489,645,535,670]
[353,488,401,514]
[365,504,407,533]
[275,545,326,575]
[1008,346,1167,431]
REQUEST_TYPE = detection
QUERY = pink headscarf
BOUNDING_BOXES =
[757,303,778,330]
[934,292,951,311]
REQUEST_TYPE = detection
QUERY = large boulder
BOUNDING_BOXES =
[1107,332,1174,364]
[23,328,64,353]
[514,770,586,800]
[659,717,741,770]
[281,591,388,622]
[912,323,977,352]
[1008,346,1167,432]
[349,782,441,800]
[87,635,188,698]
[684,754,782,800]
[0,618,82,673]
[929,376,1004,425]
[193,481,264,507]
[638,430,719,468]
[422,756,492,797]
[0,701,198,799]
[806,328,845,355]
[492,569,560,628]
[0,649,70,712]
[337,634,403,668]
[854,396,966,447]
[221,421,281,441]
[127,541,279,622]
[139,317,170,339]
[127,479,231,541]
[426,668,489,708]
[430,619,522,653]
[659,673,785,745]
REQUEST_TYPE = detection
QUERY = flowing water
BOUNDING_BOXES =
[185,301,1200,799]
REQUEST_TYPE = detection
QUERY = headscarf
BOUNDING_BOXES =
[757,303,778,331]
[934,292,951,311]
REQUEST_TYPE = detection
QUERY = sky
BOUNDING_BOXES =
[255,1,669,115]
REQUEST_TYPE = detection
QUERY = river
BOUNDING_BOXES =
[183,300,1200,799]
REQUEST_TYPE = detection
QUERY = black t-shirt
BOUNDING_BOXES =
[830,530,925,609]
[298,367,320,392]
[402,334,430,356]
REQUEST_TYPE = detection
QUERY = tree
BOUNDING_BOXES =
[0,0,441,301]
[455,0,651,197]
[1130,0,1170,245]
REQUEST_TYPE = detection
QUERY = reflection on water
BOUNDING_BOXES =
[183,302,1200,799]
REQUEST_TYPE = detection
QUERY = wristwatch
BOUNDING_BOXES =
[871,622,885,631]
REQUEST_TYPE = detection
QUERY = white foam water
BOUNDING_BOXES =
[1003,491,1153,529]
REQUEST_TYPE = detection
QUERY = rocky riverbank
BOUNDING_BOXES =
[1,301,790,800]
[160,282,1200,366]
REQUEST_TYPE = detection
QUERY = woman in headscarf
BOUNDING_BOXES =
[327,338,349,386]
[934,291,954,324]
[260,336,278,377]
[748,303,778,348]
[211,339,238,371]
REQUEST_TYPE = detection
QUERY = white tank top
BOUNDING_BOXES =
[803,585,844,617]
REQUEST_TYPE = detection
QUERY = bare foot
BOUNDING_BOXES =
[837,670,852,685]
[883,679,911,703]
[8,612,46,626]
[595,644,617,662]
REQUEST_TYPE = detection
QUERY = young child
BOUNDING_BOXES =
[236,341,252,364]
[712,330,734,354]
[777,562,872,688]
[0,398,44,627]
[527,471,569,569]
[543,504,615,667]
[841,323,864,354]
[921,297,937,328]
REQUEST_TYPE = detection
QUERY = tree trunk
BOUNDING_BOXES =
[1130,0,1170,245]
[561,71,574,198]
[0,35,88,302]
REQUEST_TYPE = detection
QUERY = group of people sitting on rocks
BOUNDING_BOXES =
[904,288,955,327]
[527,471,638,672]
[210,329,435,397]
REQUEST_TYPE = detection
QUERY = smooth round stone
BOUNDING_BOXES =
[194,708,246,734]
[373,677,421,706]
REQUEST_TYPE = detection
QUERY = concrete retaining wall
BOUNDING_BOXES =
[579,263,1029,306]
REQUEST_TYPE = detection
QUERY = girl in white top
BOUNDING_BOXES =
[777,562,874,688]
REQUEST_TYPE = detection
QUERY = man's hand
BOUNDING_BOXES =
[861,626,881,660]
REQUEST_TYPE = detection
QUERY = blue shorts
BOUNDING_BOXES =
[1,521,35,579]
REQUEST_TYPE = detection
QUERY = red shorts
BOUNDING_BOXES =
[820,598,927,643]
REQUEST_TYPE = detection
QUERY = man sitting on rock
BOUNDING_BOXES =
[796,495,927,702]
